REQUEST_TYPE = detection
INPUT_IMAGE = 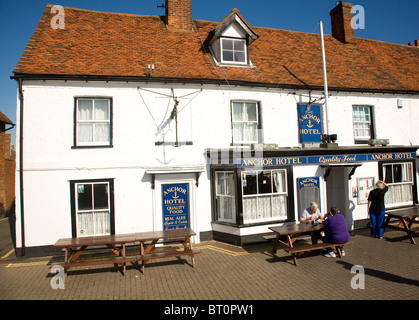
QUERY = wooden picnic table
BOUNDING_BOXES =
[53,228,200,278]
[384,207,419,244]
[269,223,352,266]
[53,233,137,276]
[135,228,199,274]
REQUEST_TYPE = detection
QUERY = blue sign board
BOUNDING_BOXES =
[162,183,189,230]
[297,104,322,143]
[237,152,416,168]
[298,176,321,213]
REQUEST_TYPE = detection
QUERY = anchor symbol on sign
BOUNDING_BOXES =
[172,192,179,199]
[307,120,313,128]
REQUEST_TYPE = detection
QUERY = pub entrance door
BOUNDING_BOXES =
[153,173,198,240]
[326,166,353,230]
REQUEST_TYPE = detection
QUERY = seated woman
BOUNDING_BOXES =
[321,206,350,257]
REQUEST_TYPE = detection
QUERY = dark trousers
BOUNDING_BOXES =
[370,210,386,238]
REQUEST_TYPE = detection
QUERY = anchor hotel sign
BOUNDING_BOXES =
[297,104,322,143]
[238,152,416,168]
[162,184,190,230]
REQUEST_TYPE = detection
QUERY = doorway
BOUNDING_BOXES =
[153,173,198,241]
[326,167,352,230]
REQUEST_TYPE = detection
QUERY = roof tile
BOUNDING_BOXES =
[14,5,419,92]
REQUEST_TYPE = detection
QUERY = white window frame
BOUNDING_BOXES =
[75,181,111,236]
[231,101,260,144]
[215,171,236,224]
[220,37,248,65]
[241,169,288,224]
[352,105,373,142]
[76,98,111,147]
[383,162,413,208]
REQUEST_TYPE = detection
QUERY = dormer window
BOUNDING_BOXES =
[221,37,247,64]
[205,9,258,67]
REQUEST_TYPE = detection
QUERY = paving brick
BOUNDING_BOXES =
[0,229,418,300]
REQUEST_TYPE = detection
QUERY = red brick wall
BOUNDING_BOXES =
[165,0,193,31]
[0,132,15,215]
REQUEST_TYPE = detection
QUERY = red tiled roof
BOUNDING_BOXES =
[14,5,419,93]
[0,112,13,125]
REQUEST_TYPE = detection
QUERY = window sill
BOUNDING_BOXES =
[72,145,113,149]
[213,219,293,228]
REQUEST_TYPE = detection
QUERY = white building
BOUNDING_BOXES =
[12,1,419,255]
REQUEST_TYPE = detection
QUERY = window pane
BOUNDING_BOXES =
[94,184,109,210]
[94,123,110,142]
[272,171,287,193]
[77,212,94,235]
[225,173,235,196]
[384,165,393,183]
[94,210,110,234]
[243,172,257,195]
[78,100,93,120]
[216,172,226,195]
[222,50,234,62]
[243,123,257,141]
[232,102,244,121]
[258,171,272,194]
[393,164,403,183]
[78,123,93,143]
[77,184,92,210]
[234,51,246,62]
[233,39,245,51]
[94,100,109,120]
[233,123,244,141]
[246,103,257,121]
[222,39,233,50]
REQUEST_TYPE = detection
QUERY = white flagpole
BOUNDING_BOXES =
[319,21,329,137]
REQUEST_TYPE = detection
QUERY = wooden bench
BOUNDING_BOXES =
[262,234,277,241]
[284,241,353,266]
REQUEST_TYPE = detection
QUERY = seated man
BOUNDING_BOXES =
[321,206,350,257]
[300,202,324,244]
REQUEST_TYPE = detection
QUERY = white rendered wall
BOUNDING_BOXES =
[15,80,419,247]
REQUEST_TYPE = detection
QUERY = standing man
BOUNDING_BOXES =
[300,202,324,244]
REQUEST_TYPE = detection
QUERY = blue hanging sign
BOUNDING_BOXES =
[297,104,322,143]
[162,183,190,230]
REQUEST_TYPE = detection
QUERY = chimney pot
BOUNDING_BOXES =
[415,40,419,47]
[330,1,355,44]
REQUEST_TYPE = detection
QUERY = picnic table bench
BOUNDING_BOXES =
[52,228,200,279]
[269,223,352,266]
[384,207,419,244]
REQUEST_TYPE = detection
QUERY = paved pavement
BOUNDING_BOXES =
[0,216,418,303]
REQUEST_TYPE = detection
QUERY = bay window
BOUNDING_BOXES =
[242,169,288,223]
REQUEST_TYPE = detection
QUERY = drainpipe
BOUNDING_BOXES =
[17,77,25,256]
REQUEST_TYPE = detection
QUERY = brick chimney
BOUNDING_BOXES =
[165,0,193,32]
[330,1,355,43]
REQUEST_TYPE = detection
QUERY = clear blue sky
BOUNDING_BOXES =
[1,0,418,145]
